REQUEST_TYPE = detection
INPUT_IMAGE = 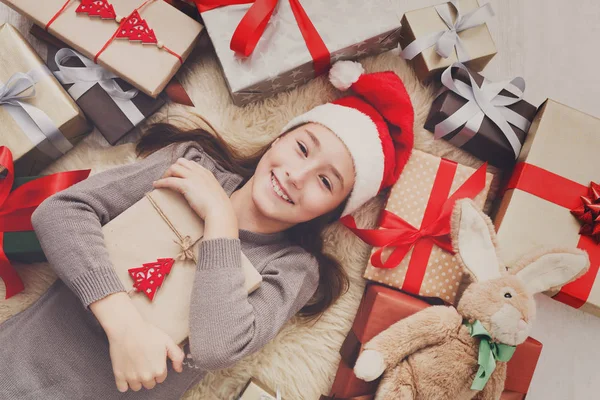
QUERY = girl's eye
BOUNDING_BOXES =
[297,141,308,156]
[320,176,332,191]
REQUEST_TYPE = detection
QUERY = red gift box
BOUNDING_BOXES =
[327,284,542,399]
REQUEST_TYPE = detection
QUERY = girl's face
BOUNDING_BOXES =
[251,123,355,226]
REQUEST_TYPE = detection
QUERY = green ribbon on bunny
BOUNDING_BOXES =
[465,320,516,391]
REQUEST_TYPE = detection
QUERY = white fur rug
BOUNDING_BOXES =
[0,23,501,400]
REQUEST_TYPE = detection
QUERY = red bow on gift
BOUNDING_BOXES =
[0,146,90,299]
[571,182,600,243]
[194,0,330,74]
[341,162,488,270]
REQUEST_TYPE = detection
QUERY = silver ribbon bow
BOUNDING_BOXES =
[433,62,531,158]
[52,48,145,126]
[400,0,494,62]
[0,69,73,160]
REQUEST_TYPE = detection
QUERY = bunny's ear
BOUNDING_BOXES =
[513,248,590,294]
[451,199,503,283]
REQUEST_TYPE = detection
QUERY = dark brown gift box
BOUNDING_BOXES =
[328,284,542,399]
[29,25,165,145]
[424,66,537,169]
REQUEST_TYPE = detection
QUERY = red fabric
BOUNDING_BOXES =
[115,10,158,44]
[128,258,175,301]
[341,161,487,294]
[76,0,117,19]
[506,162,600,309]
[0,146,90,299]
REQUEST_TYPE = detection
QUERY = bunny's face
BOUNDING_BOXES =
[457,275,535,346]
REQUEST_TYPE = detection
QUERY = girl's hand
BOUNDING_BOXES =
[107,315,185,393]
[153,158,232,221]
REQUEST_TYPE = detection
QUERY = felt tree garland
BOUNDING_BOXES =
[116,10,158,44]
[75,0,116,19]
[128,258,175,301]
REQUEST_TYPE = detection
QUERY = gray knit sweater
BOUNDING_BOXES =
[0,141,319,399]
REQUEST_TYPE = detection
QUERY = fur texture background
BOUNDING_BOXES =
[0,33,501,399]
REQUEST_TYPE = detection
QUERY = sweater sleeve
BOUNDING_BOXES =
[188,238,319,370]
[30,143,194,308]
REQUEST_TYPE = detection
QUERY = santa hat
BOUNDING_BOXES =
[280,60,414,216]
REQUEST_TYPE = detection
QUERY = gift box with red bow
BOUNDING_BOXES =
[0,146,90,299]
[1,0,203,98]
[342,149,493,305]
[323,284,542,400]
[494,99,600,317]
[193,0,401,106]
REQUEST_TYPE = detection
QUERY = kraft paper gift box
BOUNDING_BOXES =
[494,99,600,317]
[399,0,497,81]
[0,23,91,176]
[1,0,203,98]
[424,65,538,169]
[195,0,401,106]
[28,24,166,145]
[344,150,492,305]
[103,188,262,345]
[238,378,280,400]
[326,284,542,399]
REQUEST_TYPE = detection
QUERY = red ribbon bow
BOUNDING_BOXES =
[570,182,600,243]
[194,0,330,75]
[341,160,487,293]
[0,146,90,299]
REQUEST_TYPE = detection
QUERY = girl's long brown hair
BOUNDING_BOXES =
[136,123,349,321]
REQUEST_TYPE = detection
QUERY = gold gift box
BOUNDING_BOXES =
[1,0,203,98]
[0,23,90,176]
[400,0,497,81]
[363,150,493,304]
[103,188,262,345]
[494,99,600,316]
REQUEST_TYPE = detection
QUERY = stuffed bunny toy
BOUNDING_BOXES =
[353,199,590,400]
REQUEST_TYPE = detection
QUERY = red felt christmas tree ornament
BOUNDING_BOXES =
[75,0,117,19]
[128,258,175,301]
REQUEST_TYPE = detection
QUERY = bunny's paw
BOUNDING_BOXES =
[354,349,386,382]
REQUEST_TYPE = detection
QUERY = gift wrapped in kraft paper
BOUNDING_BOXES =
[1,0,203,98]
[342,150,492,305]
[324,284,542,400]
[194,0,401,106]
[494,99,600,317]
[103,188,261,345]
[399,0,497,81]
[424,63,538,169]
[0,23,90,176]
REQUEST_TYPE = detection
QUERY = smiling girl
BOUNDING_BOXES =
[0,61,414,399]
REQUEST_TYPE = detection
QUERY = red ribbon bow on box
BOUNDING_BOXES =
[194,0,330,75]
[570,182,600,243]
[0,146,90,299]
[341,160,487,294]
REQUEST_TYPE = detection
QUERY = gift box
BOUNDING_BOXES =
[195,0,401,106]
[0,23,91,176]
[103,188,262,344]
[237,378,280,400]
[399,0,497,81]
[1,0,203,98]
[424,64,538,169]
[327,284,542,399]
[28,24,166,145]
[494,99,600,317]
[343,150,493,305]
[0,146,90,299]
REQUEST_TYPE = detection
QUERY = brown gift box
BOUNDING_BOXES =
[494,99,600,317]
[361,150,492,305]
[424,67,538,169]
[238,378,280,400]
[399,0,496,81]
[103,189,262,345]
[328,284,542,399]
[0,23,90,176]
[1,0,203,98]
[28,24,165,145]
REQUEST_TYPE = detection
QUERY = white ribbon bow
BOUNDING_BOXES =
[52,48,145,126]
[0,69,73,160]
[433,62,531,159]
[400,0,494,62]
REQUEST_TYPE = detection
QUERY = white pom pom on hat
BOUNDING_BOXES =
[281,61,415,217]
